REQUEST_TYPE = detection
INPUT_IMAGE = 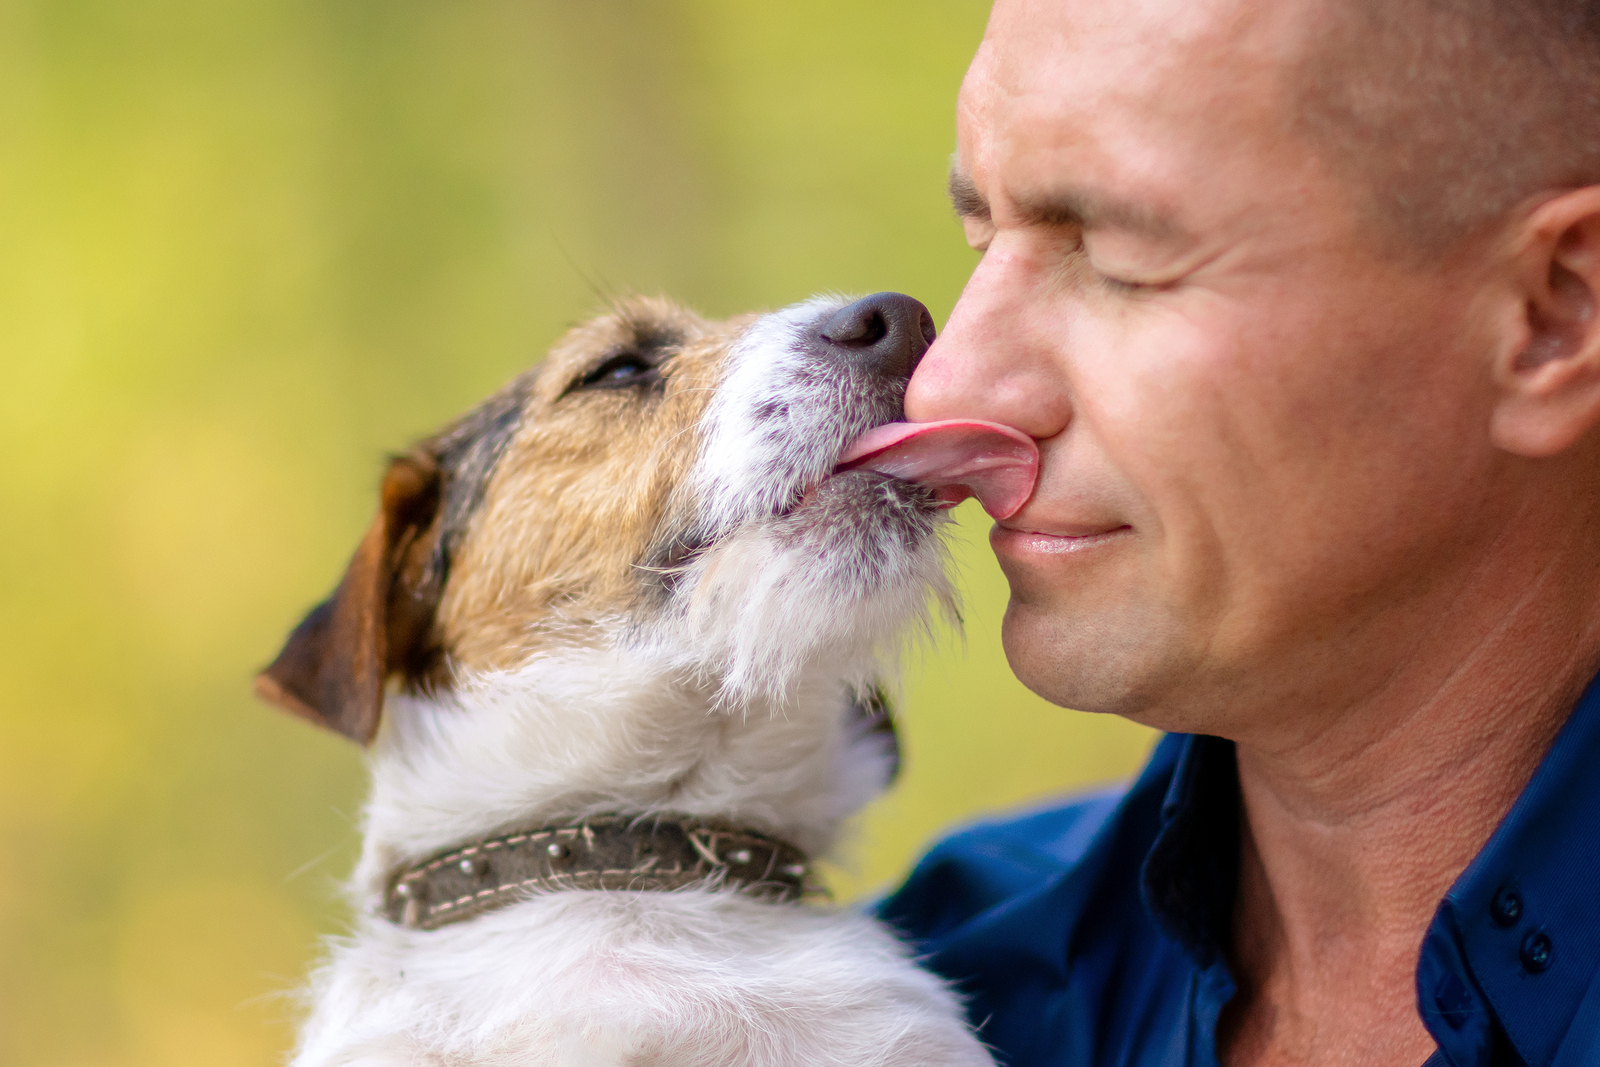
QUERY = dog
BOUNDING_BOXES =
[257,291,1037,1066]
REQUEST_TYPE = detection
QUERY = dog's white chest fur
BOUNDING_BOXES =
[297,656,992,1067]
[304,844,985,1067]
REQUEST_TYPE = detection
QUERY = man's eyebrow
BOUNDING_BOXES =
[1012,188,1182,237]
[948,170,990,221]
[949,168,1182,238]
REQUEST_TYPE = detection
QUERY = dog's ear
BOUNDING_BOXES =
[255,452,444,744]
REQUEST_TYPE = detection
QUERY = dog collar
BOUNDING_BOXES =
[381,815,814,931]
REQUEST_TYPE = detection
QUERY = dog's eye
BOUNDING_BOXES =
[573,353,659,392]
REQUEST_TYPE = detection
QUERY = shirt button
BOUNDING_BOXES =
[1491,885,1523,927]
[1521,931,1554,973]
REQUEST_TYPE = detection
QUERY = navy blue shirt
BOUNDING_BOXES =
[878,676,1600,1067]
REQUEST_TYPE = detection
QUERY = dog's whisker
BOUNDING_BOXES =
[283,845,343,884]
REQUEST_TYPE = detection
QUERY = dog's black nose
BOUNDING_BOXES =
[817,292,936,379]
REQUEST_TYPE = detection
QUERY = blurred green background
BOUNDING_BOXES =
[0,2,1155,1064]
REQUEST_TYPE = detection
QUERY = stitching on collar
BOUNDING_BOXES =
[382,815,815,931]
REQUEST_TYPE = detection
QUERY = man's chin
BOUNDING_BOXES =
[999,598,1200,728]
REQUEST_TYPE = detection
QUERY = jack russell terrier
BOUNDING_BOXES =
[257,292,1038,1066]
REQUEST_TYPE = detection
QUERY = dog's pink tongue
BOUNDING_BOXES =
[837,420,1039,519]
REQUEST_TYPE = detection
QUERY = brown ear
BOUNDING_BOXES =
[255,453,444,744]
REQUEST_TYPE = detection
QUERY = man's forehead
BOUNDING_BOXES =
[960,0,1321,213]
[980,0,1318,71]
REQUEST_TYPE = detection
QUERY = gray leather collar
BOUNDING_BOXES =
[382,815,813,931]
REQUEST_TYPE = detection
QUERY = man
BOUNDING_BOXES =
[880,1,1600,1065]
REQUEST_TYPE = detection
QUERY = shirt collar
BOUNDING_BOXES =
[1138,675,1600,1067]
[1140,733,1239,971]
[1426,674,1600,1067]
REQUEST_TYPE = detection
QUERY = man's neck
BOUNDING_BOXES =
[1220,535,1600,1067]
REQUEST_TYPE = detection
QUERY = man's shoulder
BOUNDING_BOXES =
[876,735,1183,950]
[875,790,1125,939]
[872,738,1201,1067]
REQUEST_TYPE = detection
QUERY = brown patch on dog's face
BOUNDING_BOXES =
[258,297,750,738]
[435,297,753,671]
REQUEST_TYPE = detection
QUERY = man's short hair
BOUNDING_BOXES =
[1297,0,1600,251]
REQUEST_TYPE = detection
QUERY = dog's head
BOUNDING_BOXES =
[256,293,1026,745]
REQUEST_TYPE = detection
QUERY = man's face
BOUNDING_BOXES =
[907,0,1507,734]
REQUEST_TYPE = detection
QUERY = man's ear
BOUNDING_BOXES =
[1491,186,1600,458]
[254,452,444,744]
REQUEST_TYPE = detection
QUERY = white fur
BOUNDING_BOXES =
[663,476,957,706]
[694,296,861,534]
[299,888,985,1067]
[292,299,993,1067]
[663,295,957,704]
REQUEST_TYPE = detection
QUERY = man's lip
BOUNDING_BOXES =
[992,523,1133,553]
[995,521,1131,538]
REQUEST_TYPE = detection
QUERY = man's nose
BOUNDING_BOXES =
[905,246,1068,439]
[810,292,937,380]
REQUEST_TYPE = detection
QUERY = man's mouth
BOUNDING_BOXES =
[831,419,1039,519]
[991,525,1134,555]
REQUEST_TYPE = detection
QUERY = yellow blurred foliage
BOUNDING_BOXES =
[0,2,1153,1064]
[114,881,313,1067]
